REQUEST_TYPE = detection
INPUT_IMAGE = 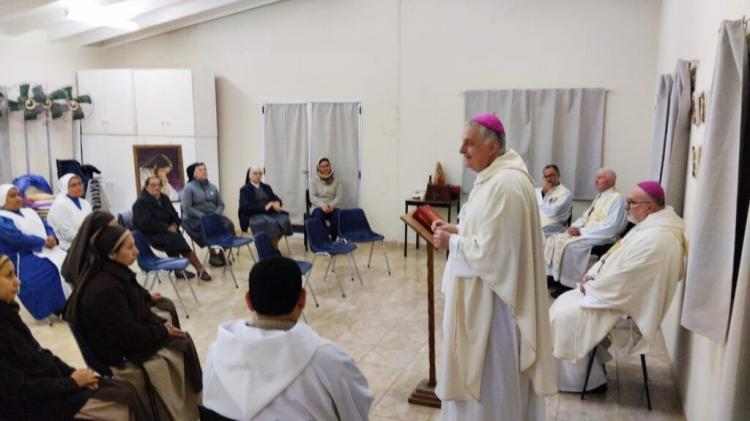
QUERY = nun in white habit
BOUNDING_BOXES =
[47,174,93,251]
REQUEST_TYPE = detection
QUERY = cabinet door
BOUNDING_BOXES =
[78,70,135,135]
[134,70,195,137]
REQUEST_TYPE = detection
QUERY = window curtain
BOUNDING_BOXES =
[463,88,606,199]
[649,60,694,215]
[263,103,309,224]
[309,102,360,209]
[681,19,750,342]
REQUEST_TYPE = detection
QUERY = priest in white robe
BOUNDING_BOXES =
[545,168,628,290]
[433,114,556,421]
[47,174,93,251]
[536,164,573,237]
[203,256,373,420]
[549,181,686,392]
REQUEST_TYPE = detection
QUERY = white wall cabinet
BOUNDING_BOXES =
[78,69,136,135]
[78,68,218,214]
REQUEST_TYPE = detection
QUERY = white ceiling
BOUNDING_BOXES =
[0,0,286,48]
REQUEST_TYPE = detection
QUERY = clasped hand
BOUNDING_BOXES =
[432,220,457,250]
[71,368,98,390]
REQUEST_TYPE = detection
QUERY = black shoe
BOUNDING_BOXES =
[199,271,212,281]
[174,270,196,279]
[209,254,225,267]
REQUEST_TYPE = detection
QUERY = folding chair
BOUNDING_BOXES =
[132,230,197,318]
[337,208,391,275]
[305,218,361,298]
[200,213,255,288]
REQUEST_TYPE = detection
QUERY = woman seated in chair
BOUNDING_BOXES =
[47,173,93,251]
[0,184,69,320]
[181,162,234,267]
[133,176,211,281]
[239,166,293,248]
[0,254,151,420]
[64,210,181,327]
[309,157,343,240]
[69,225,202,420]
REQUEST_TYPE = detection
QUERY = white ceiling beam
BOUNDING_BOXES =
[68,0,286,47]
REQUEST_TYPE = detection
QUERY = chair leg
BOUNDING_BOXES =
[580,347,597,400]
[641,354,652,411]
[246,243,257,263]
[331,255,336,273]
[382,240,392,275]
[349,252,364,286]
[180,270,199,303]
[305,255,319,307]
[224,248,239,289]
[301,310,308,323]
[368,242,375,268]
[284,235,291,255]
[166,272,189,319]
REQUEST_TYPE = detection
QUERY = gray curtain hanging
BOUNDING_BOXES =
[661,60,694,215]
[463,88,606,199]
[649,74,673,180]
[681,19,749,341]
[0,86,10,182]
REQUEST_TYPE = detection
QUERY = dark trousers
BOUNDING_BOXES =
[311,208,340,240]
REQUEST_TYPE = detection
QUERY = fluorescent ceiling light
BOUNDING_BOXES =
[63,0,144,31]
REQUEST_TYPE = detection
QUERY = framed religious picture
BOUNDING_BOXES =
[133,144,185,201]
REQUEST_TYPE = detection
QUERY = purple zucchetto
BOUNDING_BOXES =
[637,180,665,202]
[472,113,505,135]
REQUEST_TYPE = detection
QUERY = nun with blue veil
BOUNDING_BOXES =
[0,184,69,319]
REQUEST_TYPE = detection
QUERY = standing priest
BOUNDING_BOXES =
[432,114,556,420]
[549,181,686,392]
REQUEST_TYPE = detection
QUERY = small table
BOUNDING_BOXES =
[404,197,460,257]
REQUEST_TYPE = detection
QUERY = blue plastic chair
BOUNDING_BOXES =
[337,208,391,275]
[255,232,318,308]
[200,213,255,289]
[305,218,362,298]
[68,322,115,377]
[132,230,197,318]
[117,210,134,230]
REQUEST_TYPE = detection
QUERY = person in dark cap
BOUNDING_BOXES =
[181,162,234,267]
[202,256,373,420]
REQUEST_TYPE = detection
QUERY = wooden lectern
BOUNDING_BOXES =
[401,211,442,408]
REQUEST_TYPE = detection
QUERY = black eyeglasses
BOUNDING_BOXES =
[626,198,651,206]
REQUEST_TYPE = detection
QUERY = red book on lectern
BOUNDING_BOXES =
[413,205,444,233]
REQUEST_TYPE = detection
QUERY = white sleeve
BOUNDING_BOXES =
[449,234,477,277]
[316,345,374,421]
[580,284,611,309]
[541,189,573,220]
[579,195,628,241]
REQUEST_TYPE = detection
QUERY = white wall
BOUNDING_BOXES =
[656,1,750,419]
[77,0,660,242]
[1,0,661,240]
[0,32,103,186]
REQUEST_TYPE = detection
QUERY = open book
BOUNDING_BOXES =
[412,205,444,234]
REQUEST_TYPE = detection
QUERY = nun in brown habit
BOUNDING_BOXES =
[68,224,202,420]
[63,210,181,328]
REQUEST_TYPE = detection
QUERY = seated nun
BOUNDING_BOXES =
[203,256,373,420]
[238,166,293,248]
[71,225,202,419]
[0,184,70,320]
[47,173,93,251]
[309,157,343,240]
[181,162,234,267]
[0,254,151,421]
[63,210,182,325]
[132,176,211,281]
[549,182,686,392]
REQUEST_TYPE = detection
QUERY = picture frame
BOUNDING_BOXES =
[132,144,185,201]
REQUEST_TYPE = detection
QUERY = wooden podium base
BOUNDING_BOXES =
[408,379,441,408]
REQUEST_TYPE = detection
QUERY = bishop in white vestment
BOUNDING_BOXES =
[536,164,573,236]
[549,181,686,392]
[545,168,628,288]
[203,256,373,420]
[434,114,556,421]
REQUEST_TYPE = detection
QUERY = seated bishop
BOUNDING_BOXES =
[203,256,373,420]
[545,168,628,289]
[536,164,573,237]
[549,181,686,392]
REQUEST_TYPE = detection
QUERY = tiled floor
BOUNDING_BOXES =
[25,237,685,420]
